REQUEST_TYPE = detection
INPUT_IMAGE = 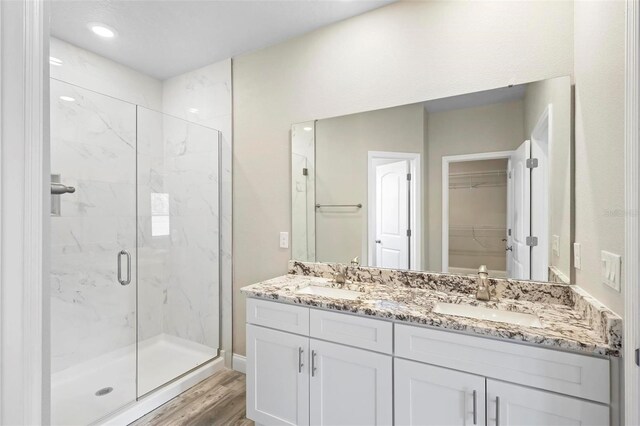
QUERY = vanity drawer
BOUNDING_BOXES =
[310,309,393,354]
[395,324,610,404]
[246,298,309,335]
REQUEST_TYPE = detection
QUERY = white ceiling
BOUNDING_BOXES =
[51,0,395,80]
[423,84,527,113]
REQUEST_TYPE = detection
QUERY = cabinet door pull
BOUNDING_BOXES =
[298,347,304,373]
[495,396,500,426]
[472,390,477,424]
[311,350,317,377]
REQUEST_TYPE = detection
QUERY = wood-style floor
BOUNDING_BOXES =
[131,369,254,426]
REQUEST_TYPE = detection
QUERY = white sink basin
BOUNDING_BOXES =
[434,302,542,328]
[295,285,362,300]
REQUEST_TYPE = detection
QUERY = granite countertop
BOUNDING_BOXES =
[241,261,622,357]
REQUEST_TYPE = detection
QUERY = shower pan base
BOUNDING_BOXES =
[51,334,219,426]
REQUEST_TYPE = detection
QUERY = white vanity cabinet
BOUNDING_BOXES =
[395,359,485,426]
[486,380,609,426]
[246,299,393,426]
[246,298,613,426]
[310,339,392,425]
[246,325,309,426]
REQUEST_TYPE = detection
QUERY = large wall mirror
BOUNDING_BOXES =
[291,76,571,283]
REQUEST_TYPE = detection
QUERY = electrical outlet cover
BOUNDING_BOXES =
[601,250,621,292]
[279,231,289,249]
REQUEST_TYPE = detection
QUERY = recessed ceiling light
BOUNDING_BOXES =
[88,23,117,38]
[59,96,75,102]
[303,127,313,132]
[188,108,199,113]
[49,56,63,66]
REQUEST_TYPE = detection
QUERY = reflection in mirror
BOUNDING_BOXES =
[291,76,571,283]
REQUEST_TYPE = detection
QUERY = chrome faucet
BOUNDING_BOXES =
[333,264,349,284]
[333,257,360,284]
[476,265,491,301]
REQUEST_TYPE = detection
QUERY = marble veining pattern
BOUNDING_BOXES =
[240,261,622,356]
[162,60,232,362]
[50,79,138,373]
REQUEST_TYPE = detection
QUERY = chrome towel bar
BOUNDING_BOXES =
[315,203,362,209]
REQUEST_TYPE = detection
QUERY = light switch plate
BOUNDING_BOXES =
[279,232,289,249]
[573,243,581,270]
[601,250,622,292]
[552,235,560,257]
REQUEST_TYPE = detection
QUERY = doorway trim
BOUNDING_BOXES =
[367,151,421,270]
[0,0,50,423]
[624,0,640,423]
[442,151,514,273]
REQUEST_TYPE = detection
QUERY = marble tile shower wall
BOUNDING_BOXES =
[50,79,138,373]
[137,108,220,348]
[161,61,233,357]
[50,38,224,372]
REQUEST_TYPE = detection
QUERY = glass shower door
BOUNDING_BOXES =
[136,107,220,396]
[50,79,137,425]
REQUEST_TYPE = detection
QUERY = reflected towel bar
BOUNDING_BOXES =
[315,203,362,208]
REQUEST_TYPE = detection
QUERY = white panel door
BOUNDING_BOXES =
[509,140,531,280]
[375,160,409,269]
[395,359,486,426]
[310,339,392,426]
[487,380,609,426]
[530,134,549,281]
[246,325,309,426]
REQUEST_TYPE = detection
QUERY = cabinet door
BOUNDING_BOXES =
[395,359,485,426]
[309,339,392,425]
[487,380,609,426]
[247,324,309,426]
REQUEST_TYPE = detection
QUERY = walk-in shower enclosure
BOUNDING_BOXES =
[50,77,221,425]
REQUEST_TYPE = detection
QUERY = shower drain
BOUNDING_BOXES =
[95,387,113,397]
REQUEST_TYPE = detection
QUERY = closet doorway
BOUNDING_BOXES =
[442,151,513,278]
[442,147,549,280]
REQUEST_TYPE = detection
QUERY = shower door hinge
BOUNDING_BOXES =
[526,236,538,247]
[302,168,308,176]
[526,158,539,168]
[407,173,412,181]
[406,229,412,237]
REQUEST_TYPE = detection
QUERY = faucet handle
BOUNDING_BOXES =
[350,256,360,267]
[478,265,488,275]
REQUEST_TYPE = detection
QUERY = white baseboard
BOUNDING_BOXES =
[233,353,246,374]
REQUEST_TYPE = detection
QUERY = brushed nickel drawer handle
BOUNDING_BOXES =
[311,350,317,377]
[473,390,477,424]
[298,347,304,373]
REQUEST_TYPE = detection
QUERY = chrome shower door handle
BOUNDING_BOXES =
[117,250,131,285]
